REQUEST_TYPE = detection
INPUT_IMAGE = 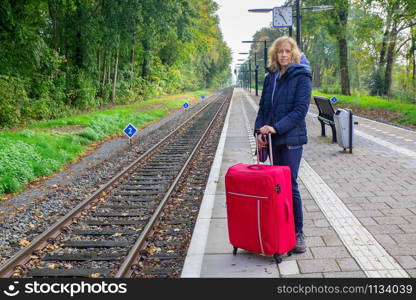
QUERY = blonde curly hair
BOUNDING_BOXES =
[268,36,301,73]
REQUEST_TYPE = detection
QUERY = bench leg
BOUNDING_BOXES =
[331,125,337,143]
[320,121,326,137]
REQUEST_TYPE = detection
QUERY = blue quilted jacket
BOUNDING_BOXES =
[254,63,312,146]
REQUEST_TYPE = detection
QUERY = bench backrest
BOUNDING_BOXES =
[313,96,335,121]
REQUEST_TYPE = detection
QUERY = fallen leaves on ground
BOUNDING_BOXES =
[46,244,59,251]
[19,239,30,247]
[48,263,59,269]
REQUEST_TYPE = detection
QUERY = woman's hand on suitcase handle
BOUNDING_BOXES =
[257,134,268,148]
[259,125,276,135]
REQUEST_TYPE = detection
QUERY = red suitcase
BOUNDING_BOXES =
[225,133,296,264]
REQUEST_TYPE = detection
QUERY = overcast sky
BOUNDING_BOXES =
[214,0,286,77]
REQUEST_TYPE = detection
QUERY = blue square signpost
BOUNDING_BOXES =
[123,123,138,145]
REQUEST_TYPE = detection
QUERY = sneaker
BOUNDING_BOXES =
[293,232,306,253]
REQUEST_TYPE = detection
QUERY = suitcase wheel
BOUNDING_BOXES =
[273,254,283,264]
[233,247,238,256]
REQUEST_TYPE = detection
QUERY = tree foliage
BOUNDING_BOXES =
[0,0,231,128]
[247,0,415,99]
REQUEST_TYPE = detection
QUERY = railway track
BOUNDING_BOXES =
[0,87,233,278]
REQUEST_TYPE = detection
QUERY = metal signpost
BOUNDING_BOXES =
[123,123,138,145]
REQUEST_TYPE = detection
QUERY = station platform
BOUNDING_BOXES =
[181,88,416,278]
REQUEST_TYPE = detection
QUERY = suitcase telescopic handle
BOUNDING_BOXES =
[255,131,274,165]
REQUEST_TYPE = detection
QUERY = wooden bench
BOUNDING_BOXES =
[313,95,337,143]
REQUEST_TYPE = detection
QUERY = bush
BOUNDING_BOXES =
[390,89,416,104]
[75,71,100,110]
[77,128,100,141]
[367,66,385,96]
[0,74,70,128]
[19,130,36,138]
[320,83,341,94]
[0,139,40,193]
[0,75,31,128]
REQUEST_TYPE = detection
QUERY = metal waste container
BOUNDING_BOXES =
[334,109,355,153]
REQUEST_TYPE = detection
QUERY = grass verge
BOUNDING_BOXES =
[313,90,416,128]
[0,90,209,198]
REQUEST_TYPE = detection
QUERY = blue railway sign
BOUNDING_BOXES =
[123,123,137,138]
[330,96,338,103]
[183,102,190,109]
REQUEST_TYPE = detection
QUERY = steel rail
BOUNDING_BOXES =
[0,91,224,278]
[115,91,231,278]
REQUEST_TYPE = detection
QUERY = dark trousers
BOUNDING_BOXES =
[271,145,303,234]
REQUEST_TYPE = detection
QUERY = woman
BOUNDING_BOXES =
[254,36,311,254]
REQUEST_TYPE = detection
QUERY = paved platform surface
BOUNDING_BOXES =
[181,88,416,278]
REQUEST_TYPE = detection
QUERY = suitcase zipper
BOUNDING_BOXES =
[227,192,268,199]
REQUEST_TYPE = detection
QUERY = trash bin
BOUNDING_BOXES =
[334,109,354,153]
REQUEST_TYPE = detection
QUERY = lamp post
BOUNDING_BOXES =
[238,52,251,92]
[296,0,301,50]
[236,64,244,88]
[238,53,252,96]
[243,40,270,96]
[240,48,257,96]
[236,63,248,89]
[254,52,258,96]
[248,4,333,51]
[248,60,251,92]
[243,40,269,72]
[236,64,242,88]
[237,60,246,89]
[236,64,242,87]
[243,65,248,89]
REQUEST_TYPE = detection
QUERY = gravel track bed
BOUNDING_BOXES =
[0,91,222,266]
[9,88,231,278]
[133,91,232,278]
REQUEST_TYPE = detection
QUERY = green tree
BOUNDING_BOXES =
[0,0,231,128]
[365,0,416,95]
